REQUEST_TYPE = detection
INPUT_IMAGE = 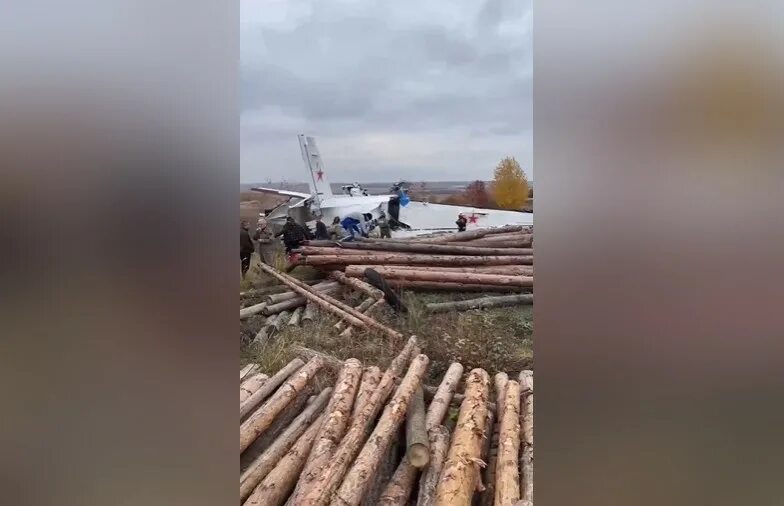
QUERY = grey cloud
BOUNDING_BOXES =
[241,0,533,183]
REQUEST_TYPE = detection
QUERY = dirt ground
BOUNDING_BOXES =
[240,253,533,384]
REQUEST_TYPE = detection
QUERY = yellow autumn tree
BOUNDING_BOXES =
[491,157,529,209]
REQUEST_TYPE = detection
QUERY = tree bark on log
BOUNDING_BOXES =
[241,302,268,320]
[301,303,317,324]
[479,373,507,506]
[260,263,403,340]
[263,286,340,316]
[425,362,464,431]
[518,371,533,503]
[291,359,363,504]
[243,412,326,506]
[421,383,496,414]
[240,388,332,501]
[346,268,532,287]
[351,366,382,421]
[241,363,261,382]
[241,358,305,420]
[288,306,304,326]
[416,425,451,506]
[495,381,521,506]
[242,386,314,472]
[335,297,376,331]
[406,386,430,467]
[418,225,525,243]
[434,368,491,506]
[345,265,533,276]
[426,294,534,314]
[241,373,270,405]
[302,242,532,256]
[293,337,418,506]
[333,354,430,506]
[494,373,509,422]
[241,279,323,298]
[330,270,385,299]
[265,281,339,304]
[378,457,418,506]
[389,280,523,293]
[240,357,324,453]
[477,409,495,501]
[300,254,533,267]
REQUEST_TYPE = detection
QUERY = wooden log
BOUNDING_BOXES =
[292,359,363,504]
[243,412,326,506]
[330,270,385,299]
[301,242,532,256]
[291,345,343,370]
[241,363,261,382]
[266,281,339,304]
[240,388,332,501]
[425,362,463,430]
[251,315,276,346]
[520,445,533,505]
[300,254,533,267]
[242,385,314,472]
[293,337,418,506]
[495,381,521,506]
[418,225,525,243]
[519,371,534,445]
[263,285,340,315]
[389,280,523,293]
[345,265,533,276]
[426,294,534,314]
[241,302,268,320]
[346,268,532,287]
[340,295,386,337]
[416,425,451,506]
[240,357,324,453]
[240,358,305,419]
[271,310,291,333]
[421,383,496,414]
[288,306,304,326]
[378,456,418,506]
[494,373,509,422]
[335,297,375,331]
[259,263,402,340]
[406,386,430,467]
[334,354,430,506]
[241,373,270,405]
[477,409,495,501]
[434,368,491,506]
[518,371,533,503]
[241,279,323,298]
[351,366,382,421]
[301,303,317,324]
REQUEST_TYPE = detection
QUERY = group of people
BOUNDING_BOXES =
[240,211,393,278]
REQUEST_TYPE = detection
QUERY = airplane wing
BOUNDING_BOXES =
[249,186,312,199]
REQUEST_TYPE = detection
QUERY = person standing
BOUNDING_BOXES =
[314,217,330,240]
[275,216,308,253]
[330,216,344,240]
[253,217,275,265]
[376,211,391,238]
[240,220,255,278]
[456,213,467,232]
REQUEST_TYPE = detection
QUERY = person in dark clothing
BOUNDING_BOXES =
[314,217,330,240]
[376,211,391,238]
[240,221,255,278]
[456,214,467,232]
[275,216,308,253]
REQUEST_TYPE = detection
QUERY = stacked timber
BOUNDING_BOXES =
[291,225,534,293]
[239,343,534,506]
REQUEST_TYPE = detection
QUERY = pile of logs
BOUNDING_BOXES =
[291,225,534,294]
[241,264,394,344]
[239,337,534,506]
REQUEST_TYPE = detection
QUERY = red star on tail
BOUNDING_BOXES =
[316,170,324,181]
[468,214,479,224]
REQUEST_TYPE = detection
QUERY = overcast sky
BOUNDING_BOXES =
[241,0,532,184]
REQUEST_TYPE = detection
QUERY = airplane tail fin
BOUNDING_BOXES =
[298,135,333,199]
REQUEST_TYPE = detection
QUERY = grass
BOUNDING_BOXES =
[240,270,533,386]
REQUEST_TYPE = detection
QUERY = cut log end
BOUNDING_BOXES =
[407,443,430,468]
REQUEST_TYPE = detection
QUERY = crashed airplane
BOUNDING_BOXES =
[251,135,533,237]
